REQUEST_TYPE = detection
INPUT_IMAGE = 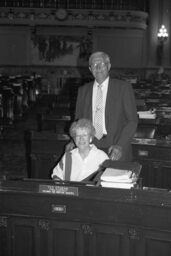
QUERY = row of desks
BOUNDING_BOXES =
[0,179,171,256]
[0,74,41,128]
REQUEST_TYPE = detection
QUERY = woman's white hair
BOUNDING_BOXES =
[69,118,96,138]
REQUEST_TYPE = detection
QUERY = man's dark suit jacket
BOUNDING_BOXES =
[75,78,138,161]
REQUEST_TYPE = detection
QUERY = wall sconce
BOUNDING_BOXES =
[157,25,168,65]
[157,25,168,42]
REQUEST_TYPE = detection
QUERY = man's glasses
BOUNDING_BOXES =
[90,62,108,70]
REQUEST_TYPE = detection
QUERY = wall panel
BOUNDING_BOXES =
[0,27,29,65]
[94,29,145,67]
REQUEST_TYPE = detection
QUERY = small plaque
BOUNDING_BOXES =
[52,204,66,214]
[39,184,79,196]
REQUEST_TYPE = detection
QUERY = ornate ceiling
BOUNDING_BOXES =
[0,7,148,29]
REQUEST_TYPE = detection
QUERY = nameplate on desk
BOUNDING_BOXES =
[39,185,79,196]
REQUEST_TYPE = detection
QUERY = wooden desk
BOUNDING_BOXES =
[0,179,171,256]
[24,129,171,189]
[132,138,171,189]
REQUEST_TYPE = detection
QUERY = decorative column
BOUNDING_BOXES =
[161,0,171,66]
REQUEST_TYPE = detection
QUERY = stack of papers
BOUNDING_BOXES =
[138,110,156,119]
[100,168,136,189]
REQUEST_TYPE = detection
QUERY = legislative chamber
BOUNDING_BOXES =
[0,0,171,255]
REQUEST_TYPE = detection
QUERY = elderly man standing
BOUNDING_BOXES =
[74,51,138,161]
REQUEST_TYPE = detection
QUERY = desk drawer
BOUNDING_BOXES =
[132,144,171,161]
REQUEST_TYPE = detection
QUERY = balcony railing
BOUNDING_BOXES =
[0,0,148,12]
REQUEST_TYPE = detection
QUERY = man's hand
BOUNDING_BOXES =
[65,141,75,152]
[108,145,122,161]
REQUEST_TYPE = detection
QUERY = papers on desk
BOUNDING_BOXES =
[101,181,135,189]
[138,110,156,119]
[100,168,136,189]
[101,168,132,182]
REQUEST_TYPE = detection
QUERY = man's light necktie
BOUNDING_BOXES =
[94,84,103,140]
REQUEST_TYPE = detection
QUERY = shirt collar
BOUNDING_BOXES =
[71,144,97,155]
[94,76,109,88]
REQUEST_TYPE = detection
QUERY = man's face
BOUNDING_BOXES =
[89,56,111,84]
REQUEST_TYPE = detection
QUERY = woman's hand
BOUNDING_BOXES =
[52,175,61,180]
[65,141,75,152]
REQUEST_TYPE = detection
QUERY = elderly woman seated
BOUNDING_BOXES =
[51,118,109,181]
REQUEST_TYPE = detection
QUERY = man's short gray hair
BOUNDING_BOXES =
[89,51,110,66]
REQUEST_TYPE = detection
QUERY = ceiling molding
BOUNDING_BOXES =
[0,8,148,30]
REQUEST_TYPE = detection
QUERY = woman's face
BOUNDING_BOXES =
[74,128,92,151]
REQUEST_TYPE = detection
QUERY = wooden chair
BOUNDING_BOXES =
[37,112,72,133]
[25,130,70,179]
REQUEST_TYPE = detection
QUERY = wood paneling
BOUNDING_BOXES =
[0,180,171,256]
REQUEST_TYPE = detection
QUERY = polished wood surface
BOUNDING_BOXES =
[132,138,171,189]
[0,179,171,256]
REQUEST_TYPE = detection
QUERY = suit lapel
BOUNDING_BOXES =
[105,79,114,128]
[86,82,93,120]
